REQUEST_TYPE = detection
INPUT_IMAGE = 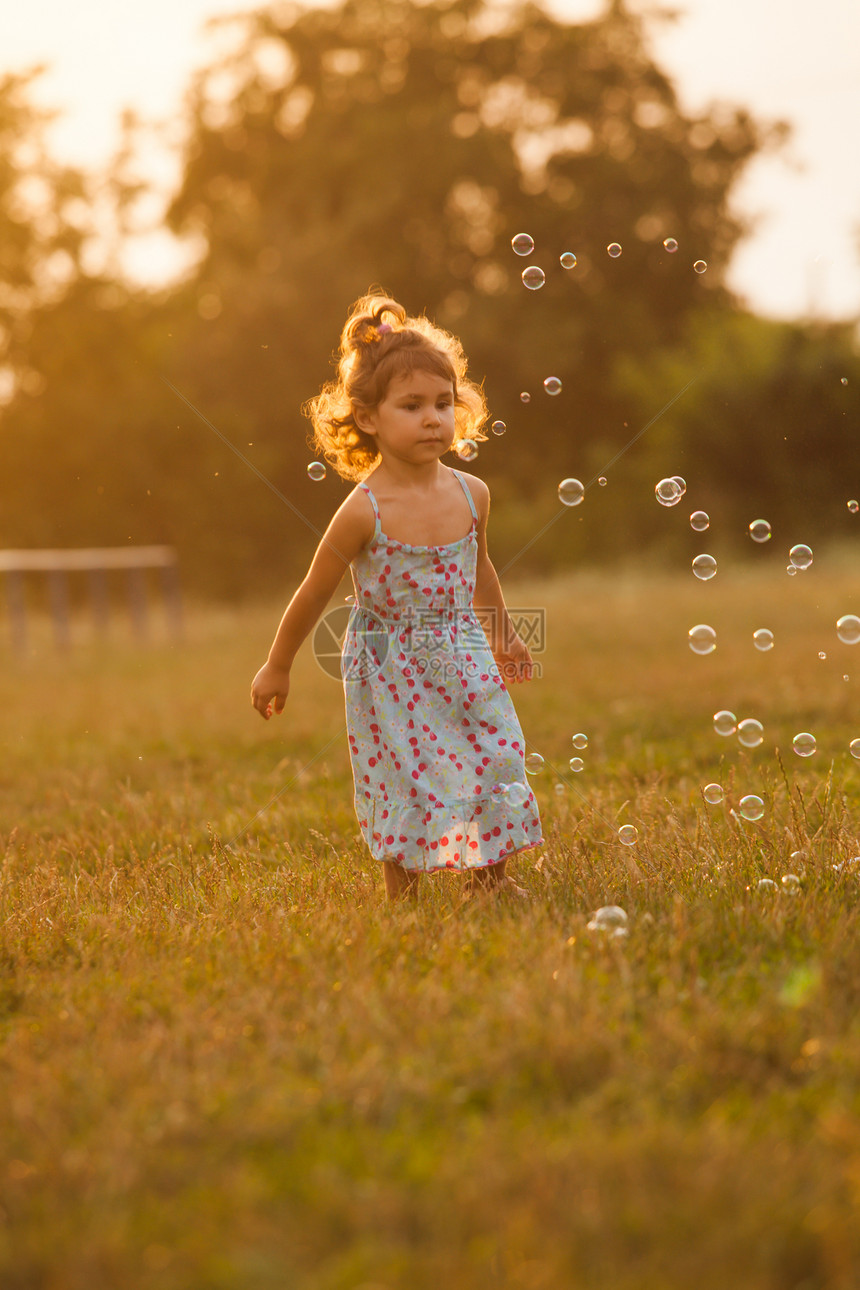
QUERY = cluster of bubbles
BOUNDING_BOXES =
[757,875,802,895]
[569,731,588,774]
[655,476,686,506]
[512,234,709,289]
[505,234,855,859]
[711,711,765,748]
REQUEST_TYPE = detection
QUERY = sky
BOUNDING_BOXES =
[2,0,859,322]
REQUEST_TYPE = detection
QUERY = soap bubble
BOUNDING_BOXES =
[789,544,813,570]
[849,500,859,513]
[543,376,562,396]
[307,461,326,481]
[558,478,585,507]
[617,825,638,846]
[671,476,687,496]
[840,377,848,386]
[739,794,764,821]
[507,782,529,806]
[490,420,506,436]
[849,738,860,759]
[607,243,622,258]
[737,718,764,748]
[818,651,827,660]
[781,874,801,894]
[511,233,534,256]
[571,733,588,749]
[749,519,772,543]
[757,878,778,892]
[753,629,774,652]
[690,511,710,531]
[703,783,724,804]
[655,477,682,506]
[713,710,737,736]
[692,554,717,580]
[598,476,607,486]
[521,265,546,290]
[787,566,798,577]
[520,391,531,403]
[792,732,816,758]
[688,623,716,655]
[524,753,544,774]
[553,783,566,796]
[789,850,808,871]
[837,614,860,645]
[587,905,628,932]
[569,757,584,772]
[693,260,708,274]
[560,251,577,269]
[663,237,678,253]
[455,440,478,462]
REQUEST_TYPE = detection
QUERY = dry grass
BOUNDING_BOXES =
[1,558,860,1289]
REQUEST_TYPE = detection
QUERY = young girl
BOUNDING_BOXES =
[250,293,542,900]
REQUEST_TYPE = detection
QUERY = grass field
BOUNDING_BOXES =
[2,556,860,1290]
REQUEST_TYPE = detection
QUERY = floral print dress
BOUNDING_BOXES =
[343,469,542,871]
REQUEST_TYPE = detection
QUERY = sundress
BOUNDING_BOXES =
[343,469,543,872]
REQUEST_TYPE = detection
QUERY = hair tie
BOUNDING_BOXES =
[376,322,392,335]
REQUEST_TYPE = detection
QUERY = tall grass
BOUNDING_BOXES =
[1,561,859,1289]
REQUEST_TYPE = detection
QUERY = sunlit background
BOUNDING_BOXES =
[1,0,859,597]
[4,0,859,318]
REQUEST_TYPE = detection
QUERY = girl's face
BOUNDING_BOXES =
[358,368,456,466]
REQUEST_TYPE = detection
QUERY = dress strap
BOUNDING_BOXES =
[452,469,479,522]
[359,483,382,540]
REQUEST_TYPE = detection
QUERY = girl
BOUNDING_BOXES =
[250,293,542,900]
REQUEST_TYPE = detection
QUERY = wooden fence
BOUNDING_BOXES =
[0,547,182,652]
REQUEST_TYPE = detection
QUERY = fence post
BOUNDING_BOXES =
[87,567,110,637]
[5,571,27,655]
[47,569,71,649]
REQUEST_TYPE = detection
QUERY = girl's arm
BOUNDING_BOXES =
[467,475,534,684]
[251,490,373,718]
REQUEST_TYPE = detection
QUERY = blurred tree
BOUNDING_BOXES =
[0,69,91,390]
[163,0,779,530]
[613,310,860,560]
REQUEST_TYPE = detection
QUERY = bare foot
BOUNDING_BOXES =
[463,870,529,901]
[383,859,421,901]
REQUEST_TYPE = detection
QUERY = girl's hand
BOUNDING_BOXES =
[251,662,291,718]
[495,632,535,684]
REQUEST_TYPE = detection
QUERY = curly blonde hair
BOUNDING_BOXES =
[304,292,488,481]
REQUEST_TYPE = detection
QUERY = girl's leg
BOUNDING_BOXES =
[465,858,529,899]
[382,859,421,901]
